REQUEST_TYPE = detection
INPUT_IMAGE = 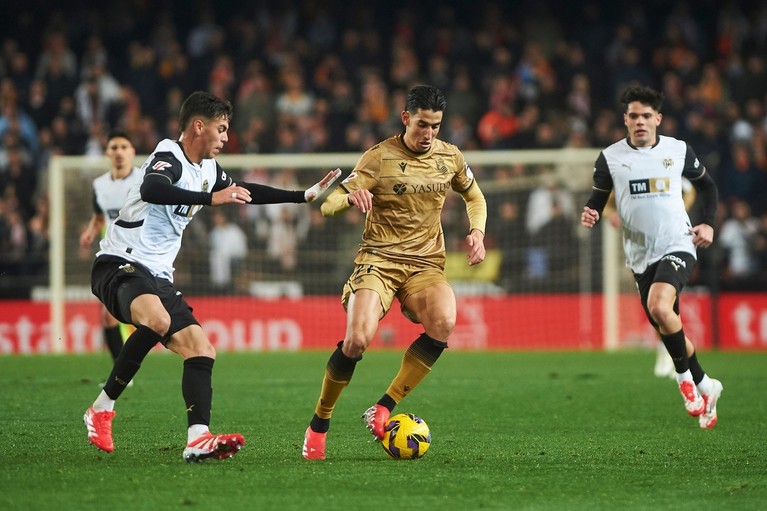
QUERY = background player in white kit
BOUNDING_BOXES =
[581,85,723,429]
[83,91,340,462]
[80,131,142,368]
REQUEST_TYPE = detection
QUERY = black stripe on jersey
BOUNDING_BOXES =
[115,219,144,229]
[212,161,233,192]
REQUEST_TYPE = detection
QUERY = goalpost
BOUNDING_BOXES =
[47,148,628,353]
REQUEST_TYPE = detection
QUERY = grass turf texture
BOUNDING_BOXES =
[1,351,765,510]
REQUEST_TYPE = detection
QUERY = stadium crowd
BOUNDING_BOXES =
[1,0,766,294]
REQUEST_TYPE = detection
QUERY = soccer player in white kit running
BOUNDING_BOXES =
[581,85,723,429]
[83,91,341,461]
[80,131,143,364]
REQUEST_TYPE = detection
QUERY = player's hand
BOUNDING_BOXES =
[581,206,600,228]
[80,228,95,249]
[212,184,252,206]
[690,223,714,248]
[305,168,342,202]
[466,229,486,266]
[347,189,374,213]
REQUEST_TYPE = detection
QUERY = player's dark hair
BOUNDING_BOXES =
[106,129,133,146]
[178,91,233,132]
[406,85,446,113]
[620,85,664,112]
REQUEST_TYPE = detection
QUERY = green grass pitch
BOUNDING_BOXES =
[1,350,765,510]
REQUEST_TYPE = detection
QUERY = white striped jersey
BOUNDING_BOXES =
[593,135,707,273]
[97,139,232,281]
[91,166,144,233]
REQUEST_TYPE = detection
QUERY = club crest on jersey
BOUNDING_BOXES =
[663,158,673,170]
[152,160,172,171]
[436,158,448,174]
[202,179,209,192]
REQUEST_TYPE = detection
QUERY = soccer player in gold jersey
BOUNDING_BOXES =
[302,85,487,460]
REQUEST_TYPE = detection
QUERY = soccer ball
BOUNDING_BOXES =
[381,413,431,459]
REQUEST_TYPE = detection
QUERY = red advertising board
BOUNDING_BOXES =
[0,293,762,354]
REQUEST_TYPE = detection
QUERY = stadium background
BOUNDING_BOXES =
[1,0,766,353]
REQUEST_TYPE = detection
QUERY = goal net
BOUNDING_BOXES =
[47,149,659,353]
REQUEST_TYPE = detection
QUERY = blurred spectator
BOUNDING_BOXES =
[476,76,519,149]
[74,63,121,128]
[719,142,761,204]
[525,173,575,237]
[25,79,56,131]
[275,69,314,122]
[446,66,481,128]
[233,60,276,136]
[719,199,760,286]
[0,144,37,220]
[208,209,248,291]
[494,198,527,292]
[34,31,77,82]
[0,92,39,155]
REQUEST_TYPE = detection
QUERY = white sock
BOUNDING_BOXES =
[188,424,210,443]
[697,374,713,394]
[92,390,115,412]
[675,370,693,385]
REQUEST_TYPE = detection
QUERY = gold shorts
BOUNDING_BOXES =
[341,252,448,323]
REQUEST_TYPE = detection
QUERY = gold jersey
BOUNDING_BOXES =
[321,134,485,268]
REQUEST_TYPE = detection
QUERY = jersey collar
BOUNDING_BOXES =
[625,136,661,150]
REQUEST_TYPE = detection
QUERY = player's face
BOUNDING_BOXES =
[201,116,229,158]
[402,108,443,153]
[105,137,136,171]
[624,102,662,147]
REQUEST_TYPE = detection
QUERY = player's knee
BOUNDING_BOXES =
[143,313,171,337]
[647,302,672,327]
[343,334,369,358]
[427,315,455,340]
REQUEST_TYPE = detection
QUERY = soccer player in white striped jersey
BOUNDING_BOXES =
[581,85,722,429]
[83,91,341,461]
[80,131,143,366]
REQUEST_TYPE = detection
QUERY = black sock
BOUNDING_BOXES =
[103,325,124,360]
[183,356,214,427]
[103,325,162,399]
[660,329,688,373]
[376,393,397,412]
[688,352,706,384]
[310,414,330,433]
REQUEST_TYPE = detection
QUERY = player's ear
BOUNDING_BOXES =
[401,110,410,127]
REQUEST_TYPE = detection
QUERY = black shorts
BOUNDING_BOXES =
[91,255,199,343]
[633,252,696,328]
